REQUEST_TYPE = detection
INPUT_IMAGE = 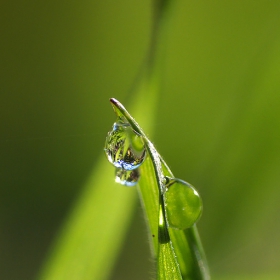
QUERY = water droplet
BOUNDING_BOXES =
[115,168,140,187]
[164,177,202,230]
[105,121,146,170]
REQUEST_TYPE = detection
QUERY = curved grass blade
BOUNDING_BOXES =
[110,98,183,279]
[110,98,210,279]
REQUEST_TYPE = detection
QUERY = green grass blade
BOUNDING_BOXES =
[161,160,210,279]
[111,99,210,279]
[158,197,182,280]
[158,242,182,280]
[138,152,184,280]
[137,153,159,255]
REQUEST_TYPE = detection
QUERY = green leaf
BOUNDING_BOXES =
[157,198,182,280]
[158,243,182,280]
[110,98,210,279]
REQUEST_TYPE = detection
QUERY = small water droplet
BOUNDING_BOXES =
[115,168,140,187]
[164,177,202,230]
[105,121,146,170]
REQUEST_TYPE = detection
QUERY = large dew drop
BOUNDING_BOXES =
[115,168,140,187]
[164,177,202,230]
[105,121,146,170]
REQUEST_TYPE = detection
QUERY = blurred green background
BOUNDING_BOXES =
[1,0,280,279]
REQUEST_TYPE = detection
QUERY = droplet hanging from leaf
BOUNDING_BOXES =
[115,168,140,187]
[104,120,146,170]
[164,177,203,230]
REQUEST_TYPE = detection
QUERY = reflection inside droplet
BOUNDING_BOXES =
[115,168,140,187]
[104,121,146,170]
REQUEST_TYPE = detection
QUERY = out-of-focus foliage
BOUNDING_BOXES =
[1,0,280,279]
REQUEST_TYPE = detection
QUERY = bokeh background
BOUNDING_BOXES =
[1,0,280,279]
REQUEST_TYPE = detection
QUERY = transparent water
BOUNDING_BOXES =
[115,168,140,187]
[104,121,146,171]
[164,177,202,230]
[105,119,202,229]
